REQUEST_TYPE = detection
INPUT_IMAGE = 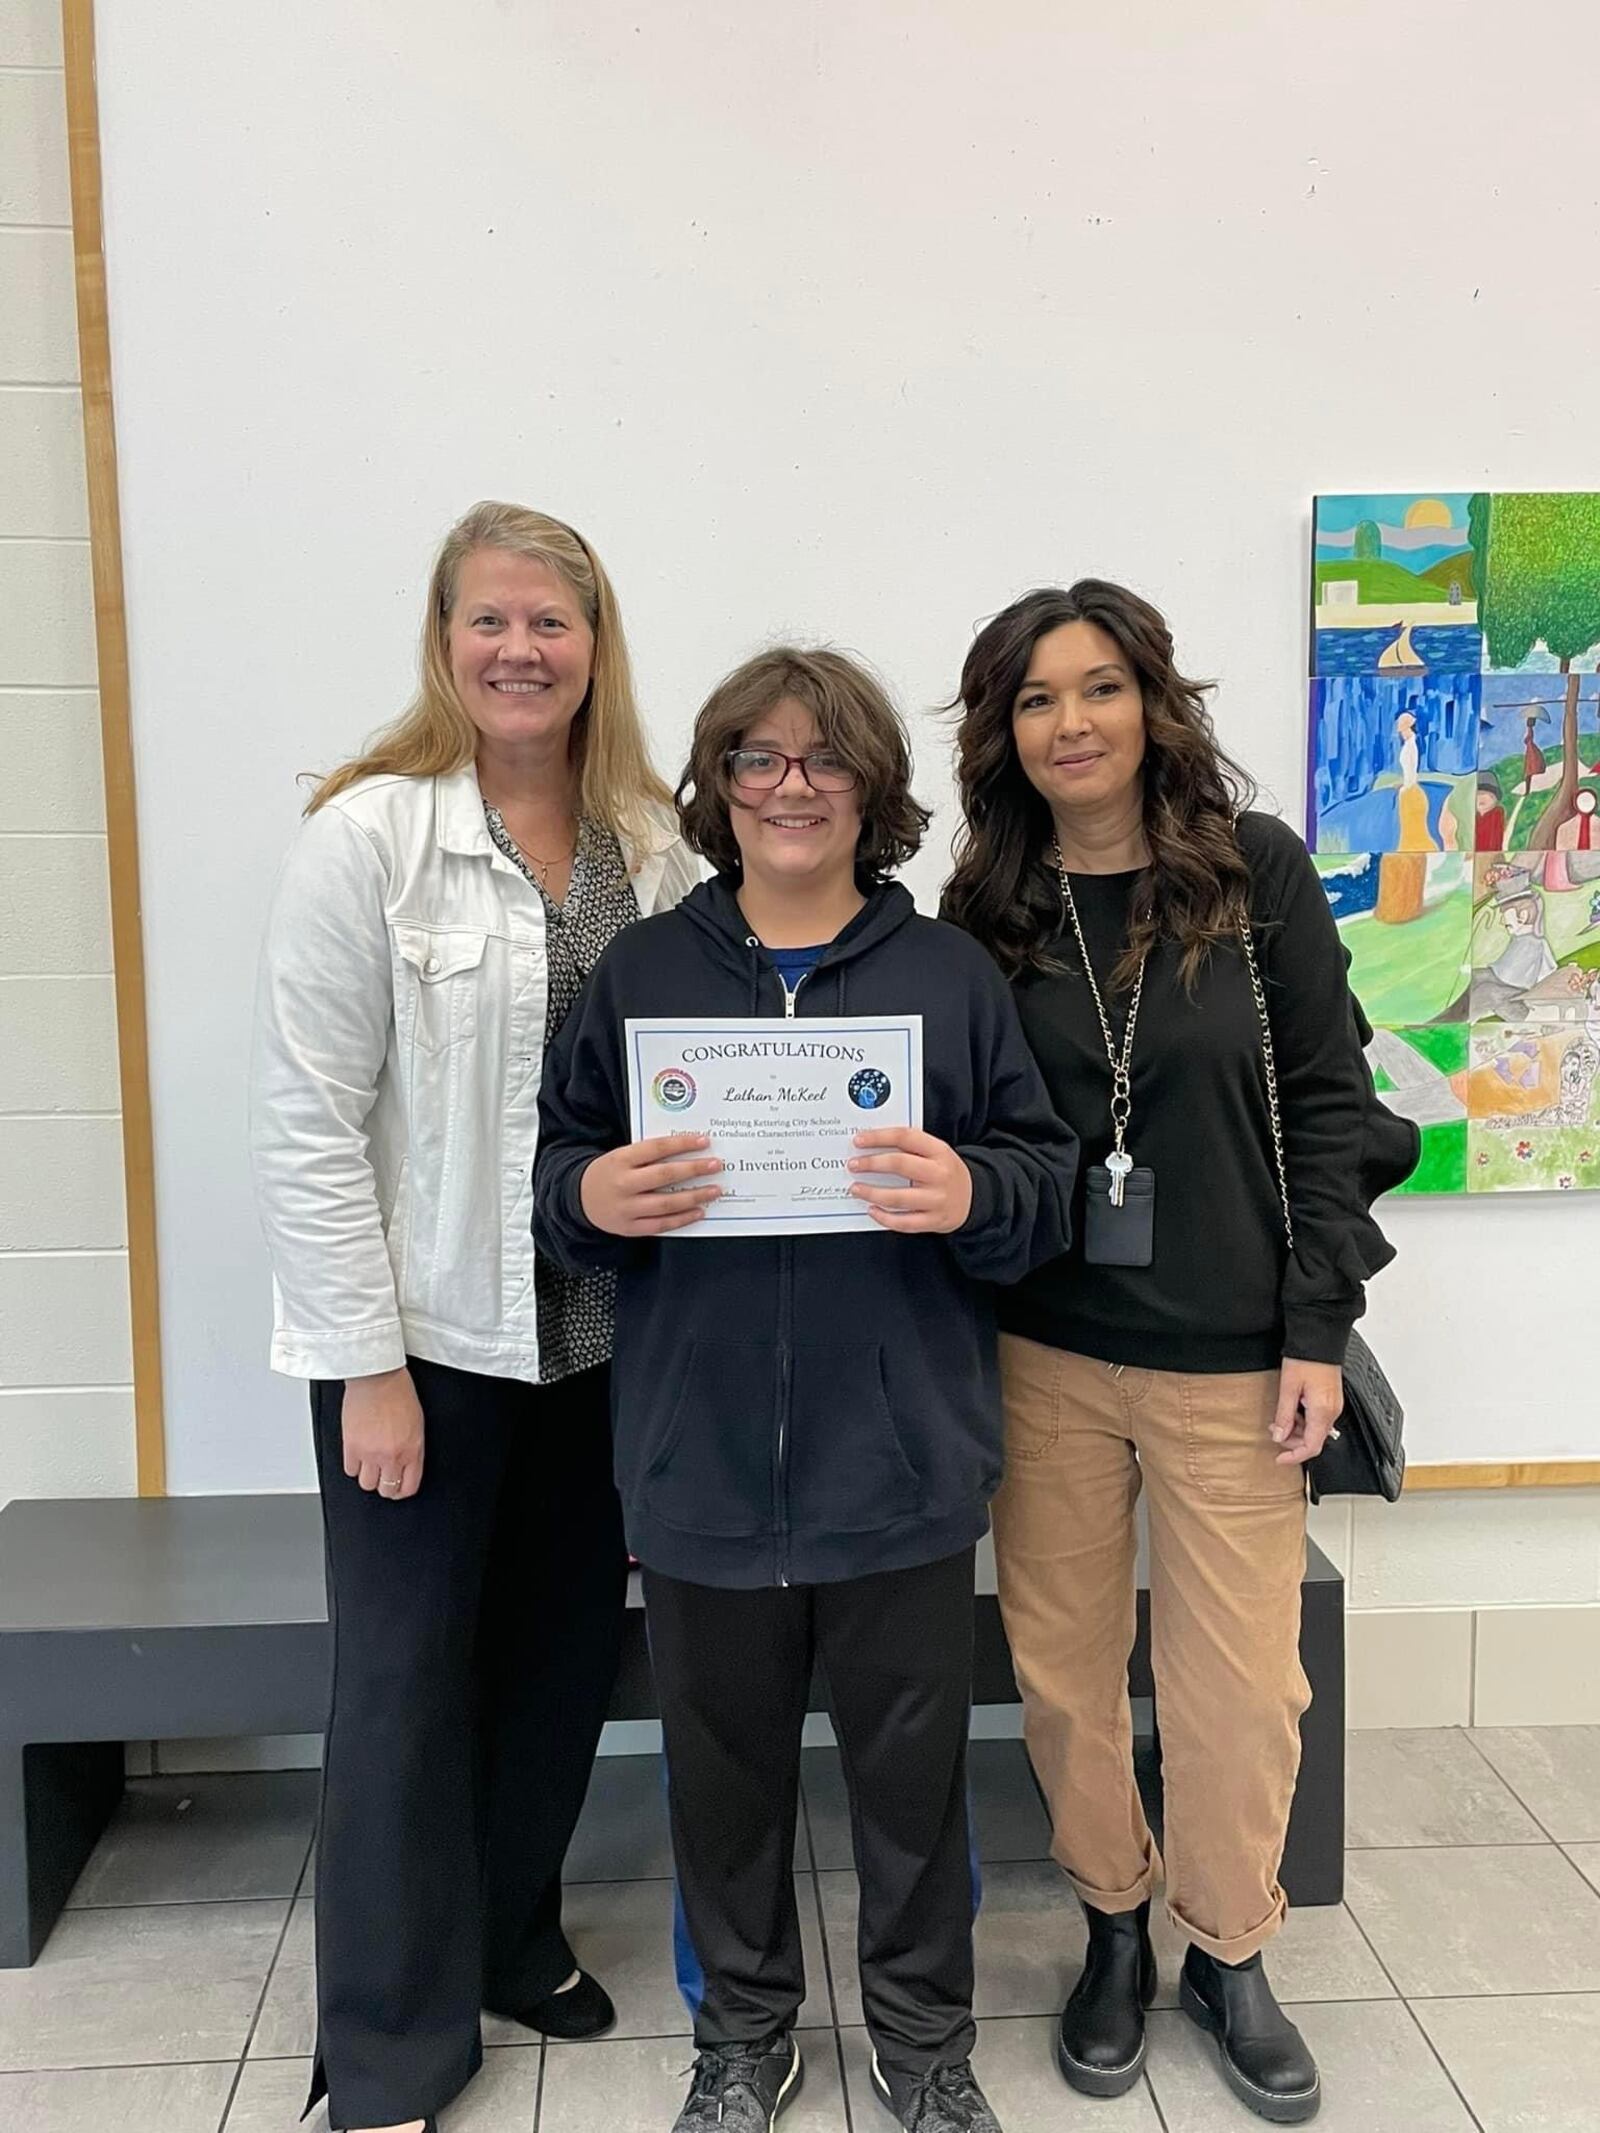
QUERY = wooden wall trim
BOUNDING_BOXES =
[61,0,166,1496]
[1406,1460,1600,1492]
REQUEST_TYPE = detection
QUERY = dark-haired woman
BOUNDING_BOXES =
[945,584,1411,2126]
[536,647,1077,2133]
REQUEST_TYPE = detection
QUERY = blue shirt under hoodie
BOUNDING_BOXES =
[533,875,1080,1589]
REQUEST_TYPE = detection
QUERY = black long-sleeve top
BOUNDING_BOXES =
[996,812,1392,1373]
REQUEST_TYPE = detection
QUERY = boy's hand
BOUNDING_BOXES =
[848,1126,974,1234]
[579,1133,724,1236]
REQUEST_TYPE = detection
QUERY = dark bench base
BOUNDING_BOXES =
[0,1496,1343,1966]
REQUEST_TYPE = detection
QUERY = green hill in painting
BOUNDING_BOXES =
[1419,548,1477,596]
[1314,559,1450,604]
[1339,887,1472,1024]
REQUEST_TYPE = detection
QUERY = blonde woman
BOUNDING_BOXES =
[250,503,697,2133]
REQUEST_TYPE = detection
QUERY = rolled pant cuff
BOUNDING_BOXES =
[1063,1866,1157,1913]
[1169,1887,1287,1965]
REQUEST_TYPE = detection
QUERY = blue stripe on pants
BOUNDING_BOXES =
[968,1778,984,1920]
[672,1872,707,2019]
[660,1751,707,2018]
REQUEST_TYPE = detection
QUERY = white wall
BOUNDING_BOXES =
[89,0,1600,1490]
[2,0,1597,1732]
[0,0,136,1499]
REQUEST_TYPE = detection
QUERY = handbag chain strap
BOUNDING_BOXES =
[1237,924,1294,1254]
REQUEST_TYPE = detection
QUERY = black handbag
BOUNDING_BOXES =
[1305,1327,1406,1502]
[1240,928,1411,1503]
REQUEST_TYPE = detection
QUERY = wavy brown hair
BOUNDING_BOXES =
[944,582,1255,986]
[676,646,930,882]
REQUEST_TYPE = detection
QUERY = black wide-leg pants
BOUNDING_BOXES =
[308,1356,626,2128]
[643,1546,979,2077]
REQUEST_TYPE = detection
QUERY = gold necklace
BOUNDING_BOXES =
[493,806,577,881]
[514,829,576,877]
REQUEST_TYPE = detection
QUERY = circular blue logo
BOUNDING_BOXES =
[849,1067,892,1110]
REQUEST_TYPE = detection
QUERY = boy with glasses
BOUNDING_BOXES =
[535,649,1077,2133]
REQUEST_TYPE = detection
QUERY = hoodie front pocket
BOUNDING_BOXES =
[785,1342,922,1536]
[635,1340,776,1538]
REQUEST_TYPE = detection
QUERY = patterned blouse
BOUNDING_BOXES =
[484,805,641,1384]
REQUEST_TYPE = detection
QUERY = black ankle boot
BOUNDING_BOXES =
[1180,1947,1320,2124]
[1055,1899,1158,2097]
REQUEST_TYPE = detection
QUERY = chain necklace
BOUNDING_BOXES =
[1053,844,1147,1206]
[492,806,579,890]
[513,832,577,887]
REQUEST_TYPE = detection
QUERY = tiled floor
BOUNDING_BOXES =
[2,1730,1598,2131]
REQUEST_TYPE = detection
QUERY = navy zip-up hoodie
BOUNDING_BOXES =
[533,876,1079,1589]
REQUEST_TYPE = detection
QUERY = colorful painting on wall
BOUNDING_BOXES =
[1307,492,1600,1193]
[1312,493,1484,677]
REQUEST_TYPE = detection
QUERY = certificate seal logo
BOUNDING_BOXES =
[848,1066,892,1110]
[652,1067,697,1113]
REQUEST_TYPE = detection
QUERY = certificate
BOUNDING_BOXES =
[625,1014,924,1237]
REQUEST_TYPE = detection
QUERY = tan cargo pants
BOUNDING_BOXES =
[992,1334,1310,1962]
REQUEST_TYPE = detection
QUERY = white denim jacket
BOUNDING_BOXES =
[249,767,698,1383]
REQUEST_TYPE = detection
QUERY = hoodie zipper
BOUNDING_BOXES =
[775,1241,795,1585]
[746,934,840,1585]
[777,966,818,1577]
[776,949,804,1580]
[748,934,811,1581]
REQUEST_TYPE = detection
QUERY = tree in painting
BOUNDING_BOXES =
[1472,491,1600,850]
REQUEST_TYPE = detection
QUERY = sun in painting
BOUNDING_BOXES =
[1404,498,1454,530]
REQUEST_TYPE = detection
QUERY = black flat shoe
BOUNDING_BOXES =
[1180,1947,1320,2124]
[489,1968,616,2039]
[1056,1898,1158,2097]
[332,2120,435,2132]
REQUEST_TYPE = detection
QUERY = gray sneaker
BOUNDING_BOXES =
[673,2034,803,2132]
[870,2052,1002,2133]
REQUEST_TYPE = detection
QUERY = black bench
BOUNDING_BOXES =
[0,1495,1344,1967]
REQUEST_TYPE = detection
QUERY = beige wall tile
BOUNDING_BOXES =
[0,693,104,830]
[0,2,64,66]
[1474,1607,1600,1727]
[0,1386,136,1504]
[0,976,119,1110]
[0,227,78,380]
[157,1735,324,1774]
[0,833,111,971]
[0,539,97,684]
[0,386,86,534]
[0,1249,132,1383]
[0,1115,126,1248]
[1351,1491,1600,1611]
[1346,1607,1473,1728]
[0,71,70,225]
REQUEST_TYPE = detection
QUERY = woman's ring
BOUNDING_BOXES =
[381,1477,403,1493]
